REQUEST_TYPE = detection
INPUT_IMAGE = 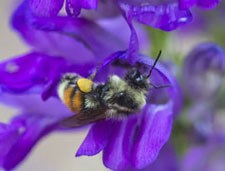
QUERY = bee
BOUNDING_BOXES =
[58,51,163,128]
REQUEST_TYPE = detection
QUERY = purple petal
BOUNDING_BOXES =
[28,0,64,16]
[187,102,214,141]
[81,0,120,19]
[0,93,71,118]
[101,104,174,170]
[31,17,127,61]
[66,0,97,17]
[102,120,132,170]
[181,143,225,171]
[0,52,66,94]
[179,0,196,9]
[180,0,220,9]
[76,120,115,156]
[2,115,58,170]
[11,1,128,63]
[137,144,178,171]
[119,1,192,31]
[97,17,150,54]
[183,42,225,101]
[181,145,208,171]
[102,115,140,170]
[132,104,173,169]
[0,124,20,166]
[197,0,220,9]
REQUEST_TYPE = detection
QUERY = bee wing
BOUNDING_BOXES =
[59,111,107,128]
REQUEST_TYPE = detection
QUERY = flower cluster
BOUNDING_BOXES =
[180,42,225,171]
[0,0,223,170]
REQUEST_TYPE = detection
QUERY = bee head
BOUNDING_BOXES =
[124,50,162,91]
[125,68,149,90]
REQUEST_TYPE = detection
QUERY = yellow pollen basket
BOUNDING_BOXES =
[77,78,93,93]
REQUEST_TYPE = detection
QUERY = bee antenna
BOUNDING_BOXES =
[146,50,162,78]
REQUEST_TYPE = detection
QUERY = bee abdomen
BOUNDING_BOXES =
[63,87,83,113]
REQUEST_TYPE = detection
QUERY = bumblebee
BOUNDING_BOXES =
[58,51,162,128]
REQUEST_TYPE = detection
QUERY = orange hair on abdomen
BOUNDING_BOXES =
[63,87,83,113]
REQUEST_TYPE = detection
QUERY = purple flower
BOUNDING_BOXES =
[12,1,132,64]
[177,42,225,171]
[0,53,73,170]
[163,42,225,171]
[183,42,225,101]
[26,0,222,32]
[26,0,194,31]
[181,142,225,171]
[118,0,193,31]
[75,52,182,170]
[182,42,225,139]
[0,1,183,171]
[0,51,182,170]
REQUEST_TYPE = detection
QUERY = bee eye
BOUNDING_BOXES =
[125,69,149,89]
[116,92,138,110]
[116,92,126,104]
[126,69,144,83]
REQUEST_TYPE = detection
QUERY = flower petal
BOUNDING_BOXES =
[100,104,174,170]
[119,1,192,31]
[187,102,214,141]
[0,124,20,166]
[97,17,150,54]
[81,0,120,19]
[136,144,178,171]
[11,1,128,63]
[0,52,66,94]
[0,93,71,118]
[102,120,132,170]
[28,0,64,17]
[183,42,225,101]
[180,0,220,9]
[1,115,59,170]
[181,143,225,171]
[66,0,98,17]
[132,103,173,168]
[31,17,127,61]
[100,115,141,170]
[76,120,115,156]
[179,0,196,9]
[197,0,220,9]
